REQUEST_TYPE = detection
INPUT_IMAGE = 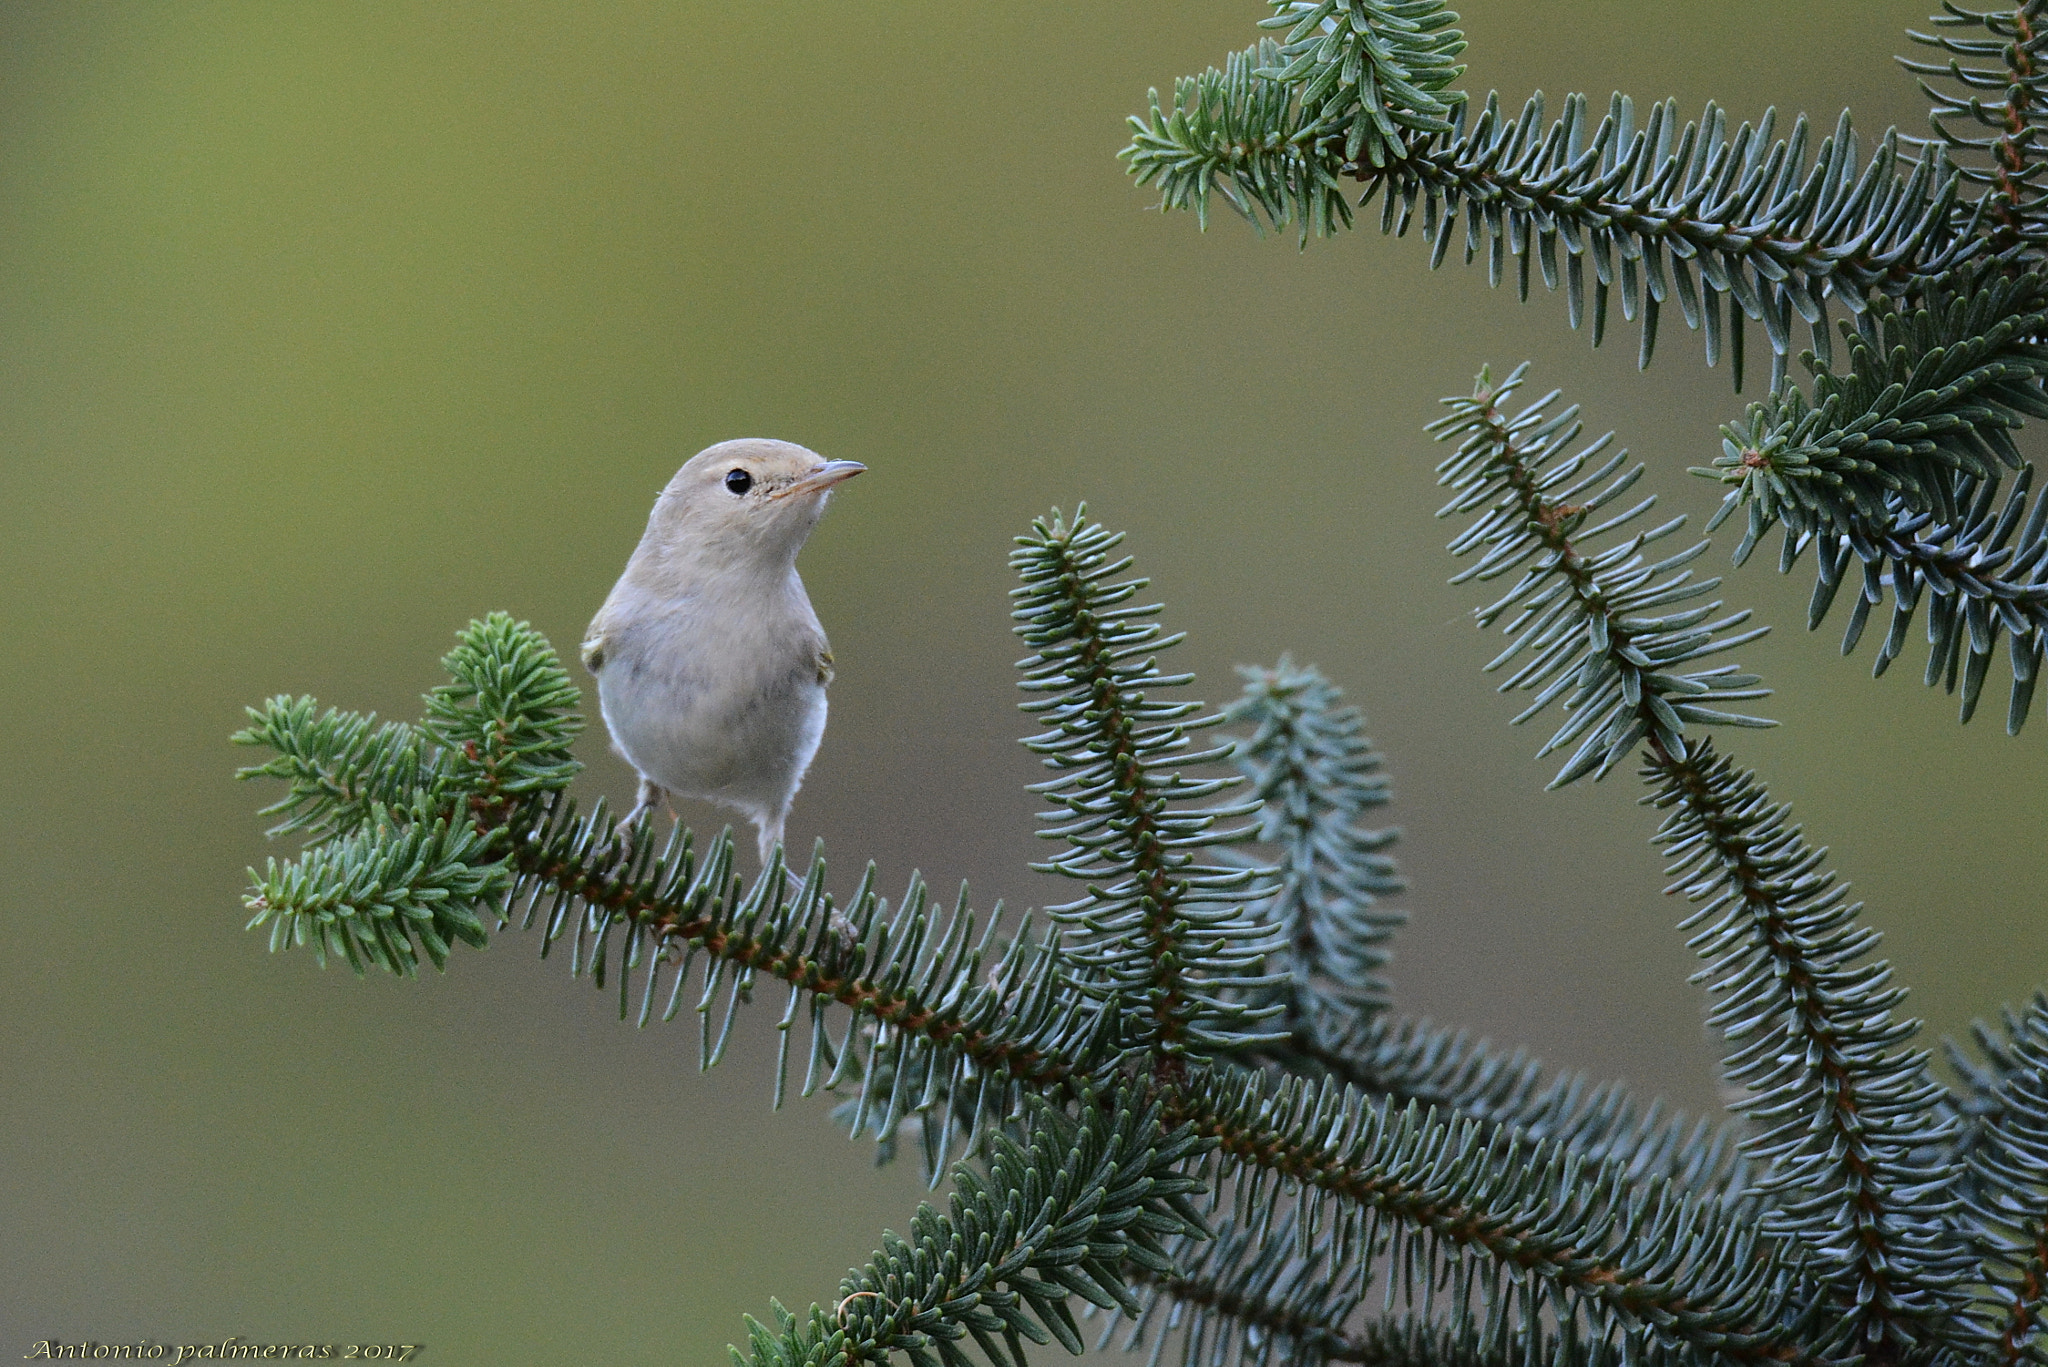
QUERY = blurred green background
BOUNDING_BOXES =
[2,2,2041,1361]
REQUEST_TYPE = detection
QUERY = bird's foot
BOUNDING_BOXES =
[616,778,668,856]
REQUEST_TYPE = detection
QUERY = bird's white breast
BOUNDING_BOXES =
[595,570,829,825]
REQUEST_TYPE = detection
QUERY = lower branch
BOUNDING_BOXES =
[1643,738,1965,1350]
[1166,1071,1812,1364]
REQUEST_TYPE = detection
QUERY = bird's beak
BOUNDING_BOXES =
[776,460,867,498]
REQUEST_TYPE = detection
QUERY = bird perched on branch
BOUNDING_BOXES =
[582,439,865,868]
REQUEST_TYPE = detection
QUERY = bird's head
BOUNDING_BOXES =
[646,438,865,573]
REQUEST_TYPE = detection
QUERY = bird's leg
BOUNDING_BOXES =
[618,777,667,848]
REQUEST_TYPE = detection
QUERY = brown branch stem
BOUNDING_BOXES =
[503,828,1072,1089]
[1460,390,1916,1346]
[1123,1263,1376,1364]
[1044,546,1195,1081]
[1161,1089,1806,1365]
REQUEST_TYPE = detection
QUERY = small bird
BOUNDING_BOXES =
[581,438,864,868]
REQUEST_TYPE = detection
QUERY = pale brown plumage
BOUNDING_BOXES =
[583,438,863,866]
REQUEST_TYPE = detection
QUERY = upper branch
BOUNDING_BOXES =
[1127,20,1978,390]
[1431,372,1971,1352]
[1904,0,2048,256]
[1697,269,2048,731]
[1427,363,1775,788]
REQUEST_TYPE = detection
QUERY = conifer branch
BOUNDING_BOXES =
[1432,374,1971,1350]
[233,616,1105,1173]
[242,799,502,975]
[1640,743,1971,1352]
[515,817,1076,1081]
[1374,97,1971,393]
[1903,1,2048,256]
[1256,0,1468,171]
[1781,465,2048,732]
[1696,270,2048,730]
[1291,1008,1752,1201]
[234,697,440,842]
[736,1089,1214,1367]
[1951,995,2048,1364]
[1107,1212,1371,1367]
[1134,7,2048,727]
[1124,40,1361,238]
[1428,364,1775,789]
[1012,509,1287,1074]
[234,611,584,973]
[1114,1265,1731,1367]
[1214,651,1755,1219]
[1952,998,2048,1170]
[1701,269,2048,538]
[422,609,586,807]
[1112,1216,1755,1367]
[1165,1070,1819,1363]
[1224,659,1406,1033]
[1128,16,1980,390]
[1216,657,1748,1206]
[498,802,1100,1166]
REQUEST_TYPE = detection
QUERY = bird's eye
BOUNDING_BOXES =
[723,468,753,496]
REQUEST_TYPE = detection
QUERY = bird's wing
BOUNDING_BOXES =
[816,645,835,686]
[579,611,607,673]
